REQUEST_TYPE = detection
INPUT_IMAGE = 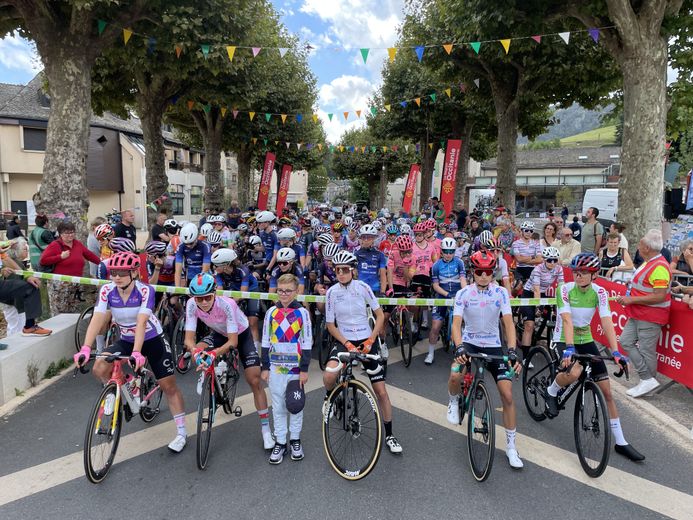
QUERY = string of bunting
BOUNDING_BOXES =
[242,136,447,154]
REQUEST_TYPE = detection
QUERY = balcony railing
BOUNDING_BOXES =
[168,161,203,173]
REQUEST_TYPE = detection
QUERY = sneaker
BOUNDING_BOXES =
[385,435,403,454]
[411,323,418,335]
[269,443,287,464]
[103,394,116,416]
[627,378,660,398]
[506,448,524,469]
[22,325,52,337]
[290,439,304,461]
[446,397,460,424]
[545,393,559,418]
[196,374,204,395]
[263,430,275,450]
[424,352,434,365]
[168,434,187,453]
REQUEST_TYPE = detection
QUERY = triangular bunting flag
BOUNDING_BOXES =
[360,48,370,63]
[387,47,397,62]
[275,140,279,145]
[428,143,433,149]
[531,35,542,44]
[383,146,388,152]
[226,46,236,62]
[251,137,257,144]
[232,109,239,119]
[440,140,445,149]
[429,93,436,102]
[328,113,333,121]
[474,78,480,88]
[370,107,377,115]
[500,39,511,54]
[203,104,211,114]
[460,83,467,92]
[123,28,133,45]
[415,45,425,62]
[339,146,344,152]
[559,32,570,44]
[392,145,398,151]
[385,104,391,112]
[370,146,376,153]
[263,139,268,146]
[249,112,256,121]
[318,144,322,151]
[312,114,319,123]
[221,107,227,118]
[470,42,481,54]
[588,29,600,43]
[343,112,349,121]
[175,45,183,58]
[443,43,453,55]
[360,146,365,153]
[400,101,408,108]
[97,20,107,36]
[281,114,287,124]
[356,110,362,118]
[201,44,210,58]
[349,146,355,153]
[187,100,194,110]
[414,98,421,107]
[252,47,261,57]
[445,88,451,98]
[279,48,288,57]
[286,142,291,149]
[265,113,272,122]
[296,114,303,123]
[405,145,409,152]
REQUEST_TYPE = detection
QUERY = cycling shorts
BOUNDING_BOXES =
[555,341,608,382]
[515,266,534,283]
[520,289,545,322]
[200,328,260,369]
[383,283,409,314]
[240,299,260,318]
[462,343,513,383]
[410,274,432,298]
[329,338,387,384]
[432,296,454,321]
[104,334,174,381]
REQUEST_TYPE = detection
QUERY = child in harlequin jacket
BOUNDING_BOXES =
[260,274,312,464]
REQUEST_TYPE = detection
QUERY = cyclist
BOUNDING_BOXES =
[145,240,175,287]
[184,273,274,451]
[174,222,211,287]
[379,223,399,257]
[354,224,388,296]
[74,252,187,453]
[276,228,306,269]
[323,250,403,454]
[544,253,645,462]
[426,237,467,365]
[164,219,180,255]
[206,230,223,252]
[447,250,523,469]
[386,235,415,298]
[244,235,268,278]
[519,246,564,360]
[480,235,512,293]
[212,248,261,350]
[314,243,340,313]
[411,222,438,334]
[94,223,114,259]
[269,248,305,294]
[342,222,360,252]
[257,211,279,270]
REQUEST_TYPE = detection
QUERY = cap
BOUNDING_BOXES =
[285,379,305,414]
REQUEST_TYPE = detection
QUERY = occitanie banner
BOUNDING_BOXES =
[440,139,462,221]
[256,152,275,210]
[402,164,420,214]
[276,164,293,214]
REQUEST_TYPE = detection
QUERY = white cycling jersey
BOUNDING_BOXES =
[453,282,511,348]
[325,279,380,341]
[184,295,248,336]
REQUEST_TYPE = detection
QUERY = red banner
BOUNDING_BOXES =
[440,139,462,221]
[402,164,420,214]
[256,152,276,210]
[276,164,293,214]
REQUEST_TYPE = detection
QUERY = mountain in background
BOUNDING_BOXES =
[517,103,614,144]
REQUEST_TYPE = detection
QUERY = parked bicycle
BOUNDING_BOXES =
[388,298,415,367]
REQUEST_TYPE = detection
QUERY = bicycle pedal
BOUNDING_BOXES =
[233,406,242,417]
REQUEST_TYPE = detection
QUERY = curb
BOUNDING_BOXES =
[0,365,74,419]
[610,377,692,444]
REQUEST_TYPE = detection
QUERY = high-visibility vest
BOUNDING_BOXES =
[626,254,671,325]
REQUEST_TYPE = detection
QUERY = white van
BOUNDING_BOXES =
[582,188,618,225]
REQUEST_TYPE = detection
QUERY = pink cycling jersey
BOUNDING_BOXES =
[411,240,437,277]
[185,296,249,336]
[387,249,414,287]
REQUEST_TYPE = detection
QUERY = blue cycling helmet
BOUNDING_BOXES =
[189,273,217,296]
[386,223,399,235]
[569,252,600,272]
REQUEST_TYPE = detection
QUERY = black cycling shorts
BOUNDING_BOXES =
[329,338,387,384]
[411,274,432,298]
[200,328,260,370]
[555,341,608,382]
[241,299,260,318]
[462,343,513,383]
[520,289,545,322]
[104,334,175,380]
[383,283,409,314]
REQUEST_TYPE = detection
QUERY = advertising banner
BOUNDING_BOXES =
[440,139,462,221]
[276,164,293,214]
[256,152,276,210]
[402,164,420,213]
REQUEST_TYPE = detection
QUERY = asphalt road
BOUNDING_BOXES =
[1,341,691,520]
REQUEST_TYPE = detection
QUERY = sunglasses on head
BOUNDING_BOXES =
[335,266,352,274]
[194,294,214,302]
[474,269,494,277]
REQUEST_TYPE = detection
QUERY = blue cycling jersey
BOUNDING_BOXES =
[354,247,387,293]
[431,257,466,294]
[269,264,305,289]
[175,241,211,280]
[260,230,278,262]
[216,264,258,291]
[273,242,305,260]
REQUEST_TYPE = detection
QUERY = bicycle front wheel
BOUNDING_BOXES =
[75,306,94,351]
[196,373,215,470]
[467,379,495,482]
[84,382,122,483]
[139,369,162,423]
[522,347,556,422]
[574,380,611,478]
[322,380,382,480]
[400,311,413,367]
[172,317,191,374]
[222,359,240,414]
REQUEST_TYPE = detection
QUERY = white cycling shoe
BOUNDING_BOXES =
[168,434,187,453]
[424,352,434,365]
[506,448,524,469]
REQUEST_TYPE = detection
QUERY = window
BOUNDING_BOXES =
[23,127,47,151]
[190,186,202,215]
[170,184,184,215]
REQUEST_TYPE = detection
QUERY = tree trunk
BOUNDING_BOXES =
[420,143,439,210]
[454,120,474,207]
[34,49,92,239]
[379,165,388,209]
[193,109,225,211]
[492,91,519,213]
[236,144,253,210]
[367,177,379,209]
[137,92,170,227]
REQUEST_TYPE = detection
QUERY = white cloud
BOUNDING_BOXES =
[317,75,373,142]
[0,34,42,76]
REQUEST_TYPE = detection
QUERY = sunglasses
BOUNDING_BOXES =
[441,249,455,254]
[522,229,532,233]
[400,250,412,255]
[414,232,424,236]
[545,259,558,264]
[278,261,291,267]
[474,269,494,277]
[277,288,296,295]
[335,266,352,274]
[194,294,215,302]
[110,270,133,278]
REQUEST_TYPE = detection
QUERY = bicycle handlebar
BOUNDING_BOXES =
[566,352,630,380]
[74,353,146,376]
[325,351,383,375]
[459,351,517,379]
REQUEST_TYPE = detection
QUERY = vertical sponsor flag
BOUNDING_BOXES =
[256,152,276,210]
[440,139,462,221]
[402,164,421,214]
[276,164,293,214]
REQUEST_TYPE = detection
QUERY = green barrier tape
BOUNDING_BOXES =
[14,270,558,307]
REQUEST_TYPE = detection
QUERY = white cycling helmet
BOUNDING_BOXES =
[400,223,411,234]
[441,237,457,250]
[211,248,237,265]
[343,216,353,226]
[238,224,248,232]
[206,230,222,245]
[310,217,320,228]
[277,228,296,241]
[200,223,213,238]
[359,224,378,237]
[163,218,178,229]
[317,233,333,246]
[276,247,296,262]
[322,243,341,260]
[520,220,535,231]
[479,230,494,243]
[209,215,225,223]
[542,246,561,260]
[180,222,199,245]
[372,220,382,230]
[256,210,275,223]
[248,235,262,246]
[332,250,357,266]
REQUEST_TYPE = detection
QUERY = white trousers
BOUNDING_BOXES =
[269,371,302,444]
[0,303,25,336]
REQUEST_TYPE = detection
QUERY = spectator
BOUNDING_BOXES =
[540,222,558,248]
[28,214,55,270]
[6,215,25,240]
[610,222,629,250]
[561,204,569,223]
[669,239,693,285]
[615,229,671,398]
[0,241,51,336]
[496,218,516,252]
[455,202,468,230]
[114,209,137,243]
[634,245,672,268]
[599,232,634,282]
[40,221,100,315]
[227,200,242,229]
[86,217,106,277]
[581,207,603,253]
[555,227,581,266]
[569,216,582,242]
[151,212,170,242]
[198,207,211,228]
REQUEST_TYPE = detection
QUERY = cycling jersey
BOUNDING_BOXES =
[100,244,113,260]
[553,282,610,344]
[147,256,175,285]
[317,260,337,287]
[341,234,359,252]
[325,280,380,341]
[455,243,471,261]
[261,301,312,374]
[354,247,387,293]
[411,240,437,277]
[274,242,305,261]
[259,229,277,262]
[452,283,511,348]
[96,258,110,280]
[175,241,211,280]
[216,265,258,291]
[387,249,414,287]
[245,249,266,271]
[269,264,305,289]
[524,262,564,293]
[379,239,396,257]
[184,295,248,336]
[95,281,163,341]
[431,257,466,294]
[511,238,542,268]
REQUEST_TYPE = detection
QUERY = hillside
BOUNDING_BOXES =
[517,103,614,144]
[560,125,617,146]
